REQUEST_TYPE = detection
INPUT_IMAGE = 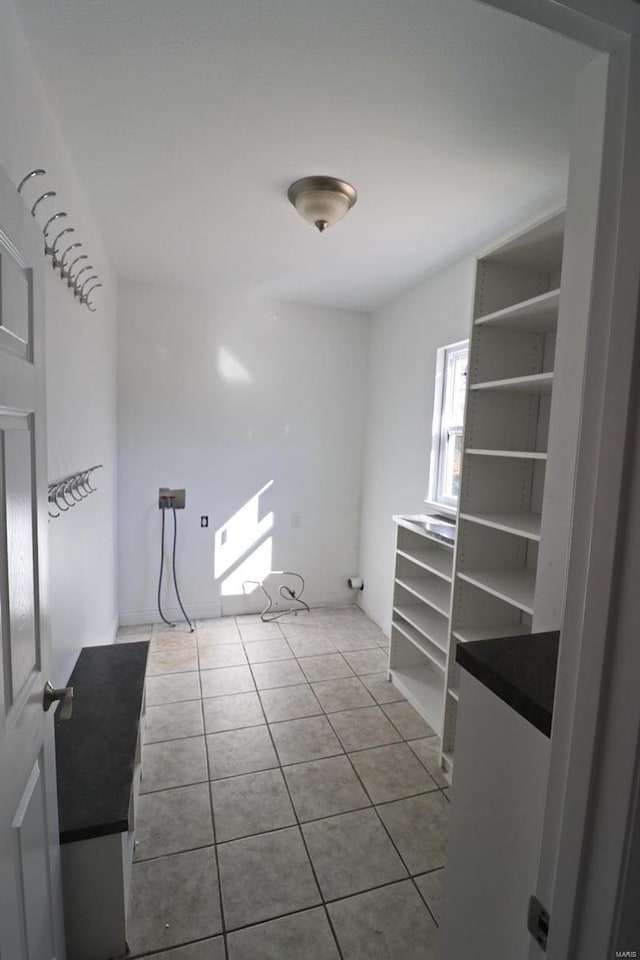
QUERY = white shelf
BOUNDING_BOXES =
[465,448,547,461]
[457,568,536,615]
[393,603,448,653]
[448,686,459,702]
[452,623,531,644]
[390,664,444,735]
[392,618,446,671]
[396,546,453,582]
[474,288,560,331]
[470,372,554,395]
[395,576,451,616]
[459,510,541,541]
[394,514,456,548]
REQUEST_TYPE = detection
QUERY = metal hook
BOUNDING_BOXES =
[80,470,94,494]
[46,225,73,258]
[78,275,98,299]
[75,474,90,499]
[85,465,103,492]
[73,265,94,293]
[61,479,77,507]
[42,211,67,236]
[47,488,61,519]
[74,475,89,499]
[60,242,82,277]
[51,227,75,267]
[31,191,56,218]
[68,477,84,502]
[54,483,70,512]
[18,169,46,194]
[82,282,102,305]
[68,257,89,287]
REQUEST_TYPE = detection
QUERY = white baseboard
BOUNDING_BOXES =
[119,592,358,627]
[118,600,222,628]
[221,591,356,618]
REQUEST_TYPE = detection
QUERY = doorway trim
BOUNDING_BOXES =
[475,1,640,957]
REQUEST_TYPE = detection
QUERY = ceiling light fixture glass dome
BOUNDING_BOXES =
[287,176,357,233]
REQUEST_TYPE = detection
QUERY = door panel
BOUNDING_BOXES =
[0,159,65,960]
[3,415,38,702]
[0,246,31,355]
[12,757,56,960]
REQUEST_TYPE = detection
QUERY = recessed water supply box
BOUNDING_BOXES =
[158,487,186,509]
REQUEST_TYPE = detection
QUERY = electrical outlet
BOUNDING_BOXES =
[201,516,209,528]
[291,512,302,528]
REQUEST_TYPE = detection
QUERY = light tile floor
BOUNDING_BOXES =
[117,607,448,959]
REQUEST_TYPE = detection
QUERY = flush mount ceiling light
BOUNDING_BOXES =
[287,176,357,233]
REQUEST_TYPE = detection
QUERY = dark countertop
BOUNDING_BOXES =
[55,642,148,844]
[456,631,559,737]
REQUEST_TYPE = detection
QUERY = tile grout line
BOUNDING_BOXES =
[247,649,347,960]
[135,784,441,852]
[221,875,420,939]
[139,732,443,794]
[412,873,441,928]
[129,863,425,953]
[339,744,443,898]
[197,632,229,960]
[130,931,222,959]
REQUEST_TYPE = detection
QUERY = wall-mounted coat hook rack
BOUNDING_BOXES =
[17,168,103,313]
[47,465,103,520]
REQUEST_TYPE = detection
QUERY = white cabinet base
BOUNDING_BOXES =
[62,831,132,960]
[439,670,550,959]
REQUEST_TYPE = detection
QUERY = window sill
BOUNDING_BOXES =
[424,499,457,519]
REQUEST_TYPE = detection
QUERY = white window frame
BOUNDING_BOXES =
[426,339,468,514]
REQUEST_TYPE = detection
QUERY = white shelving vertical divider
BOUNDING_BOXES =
[441,210,566,777]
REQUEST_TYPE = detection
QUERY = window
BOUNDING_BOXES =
[428,339,469,511]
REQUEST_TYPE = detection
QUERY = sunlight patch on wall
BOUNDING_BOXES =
[215,480,274,596]
[217,346,252,383]
[221,536,273,597]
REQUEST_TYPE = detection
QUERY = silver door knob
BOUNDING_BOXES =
[43,680,74,720]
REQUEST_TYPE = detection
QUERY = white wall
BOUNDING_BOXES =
[0,0,118,685]
[358,258,474,632]
[117,283,368,623]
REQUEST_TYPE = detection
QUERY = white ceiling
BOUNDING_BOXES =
[14,0,591,311]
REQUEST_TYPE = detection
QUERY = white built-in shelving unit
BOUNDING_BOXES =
[441,209,565,775]
[389,515,455,736]
[387,210,566,776]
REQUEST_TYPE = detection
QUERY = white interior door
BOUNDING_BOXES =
[0,162,65,959]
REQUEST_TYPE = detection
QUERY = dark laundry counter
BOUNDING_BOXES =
[54,641,149,843]
[456,630,559,737]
